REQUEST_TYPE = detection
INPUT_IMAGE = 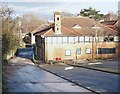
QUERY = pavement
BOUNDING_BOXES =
[3,57,91,93]
[67,59,119,74]
[41,63,119,93]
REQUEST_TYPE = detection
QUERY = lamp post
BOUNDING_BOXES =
[92,25,101,60]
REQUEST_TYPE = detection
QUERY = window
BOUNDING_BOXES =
[109,36,114,42]
[75,36,79,42]
[98,48,116,54]
[72,24,82,28]
[63,37,68,43]
[104,36,114,42]
[79,36,84,42]
[76,48,81,55]
[85,36,90,42]
[46,37,52,44]
[114,36,119,42]
[68,37,74,43]
[57,17,59,20]
[89,37,93,42]
[86,48,91,54]
[65,49,71,56]
[53,37,57,43]
[57,37,62,43]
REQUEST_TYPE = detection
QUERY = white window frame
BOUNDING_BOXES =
[89,37,93,42]
[75,36,79,42]
[63,37,68,43]
[76,48,81,55]
[85,36,90,42]
[52,37,57,44]
[86,48,91,54]
[114,36,119,42]
[68,37,74,43]
[79,36,84,42]
[46,37,52,44]
[57,37,62,43]
[65,49,71,56]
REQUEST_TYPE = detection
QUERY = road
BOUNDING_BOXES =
[41,63,119,93]
[68,59,119,74]
[89,59,119,70]
[4,57,91,93]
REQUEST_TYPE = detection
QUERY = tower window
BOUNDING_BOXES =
[57,27,59,30]
[57,17,59,20]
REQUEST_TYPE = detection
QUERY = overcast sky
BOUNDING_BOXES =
[6,1,118,21]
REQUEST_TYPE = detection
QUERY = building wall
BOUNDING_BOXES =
[45,42,119,62]
[35,36,45,61]
[35,36,119,63]
[31,33,35,44]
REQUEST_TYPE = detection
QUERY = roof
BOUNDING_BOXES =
[100,20,117,25]
[61,17,119,36]
[100,20,119,31]
[31,24,50,34]
[34,24,80,36]
[61,17,94,27]
[34,17,119,37]
[112,21,120,31]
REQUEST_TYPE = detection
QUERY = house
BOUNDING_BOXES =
[23,23,50,47]
[34,12,120,63]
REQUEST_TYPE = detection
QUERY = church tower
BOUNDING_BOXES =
[54,12,61,34]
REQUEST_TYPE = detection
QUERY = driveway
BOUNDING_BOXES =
[4,57,90,93]
[41,63,119,93]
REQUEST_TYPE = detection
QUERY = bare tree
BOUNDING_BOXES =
[91,22,104,60]
[104,11,118,21]
[61,11,75,18]
[0,2,20,59]
[20,12,45,33]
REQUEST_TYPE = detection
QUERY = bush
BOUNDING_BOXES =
[2,31,19,60]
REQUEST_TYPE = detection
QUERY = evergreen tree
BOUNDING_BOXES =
[79,7,104,20]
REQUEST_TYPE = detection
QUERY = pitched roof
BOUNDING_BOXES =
[100,20,119,31]
[33,23,54,36]
[31,24,50,34]
[61,17,94,28]
[112,21,120,31]
[61,17,119,36]
[34,17,119,36]
[34,24,80,36]
[100,20,117,26]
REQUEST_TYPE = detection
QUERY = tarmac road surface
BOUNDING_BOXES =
[4,57,91,93]
[41,63,119,93]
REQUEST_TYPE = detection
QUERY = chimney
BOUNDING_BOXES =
[54,12,61,34]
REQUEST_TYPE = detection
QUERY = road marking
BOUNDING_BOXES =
[88,62,102,65]
[65,66,73,70]
[87,87,91,89]
[106,59,114,61]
